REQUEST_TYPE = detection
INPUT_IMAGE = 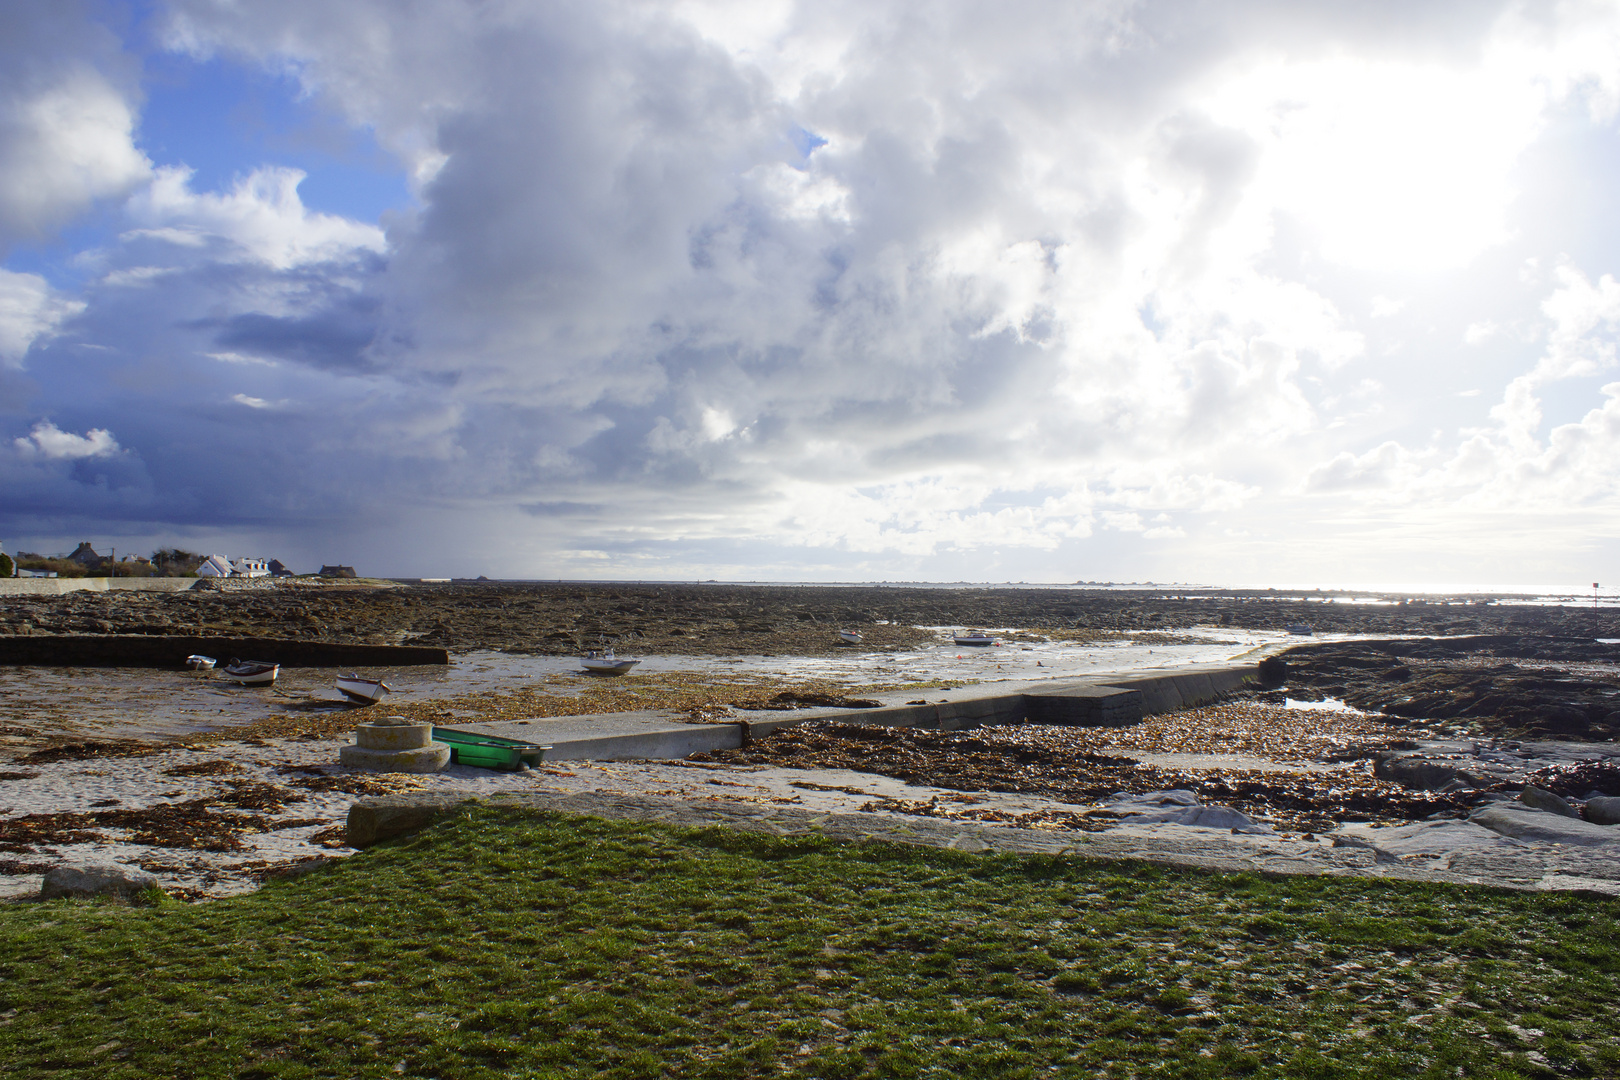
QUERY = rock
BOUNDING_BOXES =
[1517,785,1579,818]
[1330,820,1523,863]
[1374,755,1487,791]
[1257,656,1288,687]
[1585,796,1620,826]
[40,863,162,900]
[1104,790,1272,834]
[346,794,478,848]
[1470,803,1619,846]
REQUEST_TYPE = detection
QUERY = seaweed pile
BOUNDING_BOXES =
[693,704,1481,833]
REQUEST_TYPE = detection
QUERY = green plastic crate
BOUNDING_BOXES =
[432,728,550,771]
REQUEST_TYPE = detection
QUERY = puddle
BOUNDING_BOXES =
[1283,697,1366,713]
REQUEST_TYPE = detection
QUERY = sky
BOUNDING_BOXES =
[3,0,1620,587]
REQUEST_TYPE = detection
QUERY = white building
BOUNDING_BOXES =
[197,554,232,577]
[231,557,270,578]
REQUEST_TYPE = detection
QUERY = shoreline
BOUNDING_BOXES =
[4,697,1616,902]
[2,583,1616,901]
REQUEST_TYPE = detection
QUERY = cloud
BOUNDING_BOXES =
[14,419,120,459]
[5,0,1620,579]
[0,3,150,252]
[124,166,386,271]
[0,268,84,367]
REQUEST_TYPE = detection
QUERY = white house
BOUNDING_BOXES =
[231,557,270,578]
[197,554,232,577]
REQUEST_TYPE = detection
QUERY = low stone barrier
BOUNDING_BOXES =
[0,635,449,667]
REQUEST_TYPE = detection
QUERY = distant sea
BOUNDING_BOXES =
[470,579,1618,604]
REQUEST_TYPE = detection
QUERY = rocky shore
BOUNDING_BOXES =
[2,581,1617,899]
[2,580,1615,656]
[1259,635,1620,741]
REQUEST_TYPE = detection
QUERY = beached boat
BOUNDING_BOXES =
[219,658,279,685]
[185,654,216,671]
[432,728,549,771]
[1286,623,1314,636]
[953,630,996,647]
[336,673,392,704]
[837,629,863,645]
[581,648,639,675]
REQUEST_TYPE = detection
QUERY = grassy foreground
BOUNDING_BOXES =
[1,807,1616,1079]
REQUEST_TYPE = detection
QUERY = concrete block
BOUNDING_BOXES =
[1022,686,1144,727]
[338,743,451,773]
[355,718,433,751]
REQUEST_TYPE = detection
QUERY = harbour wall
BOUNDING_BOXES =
[0,635,449,667]
[0,578,198,596]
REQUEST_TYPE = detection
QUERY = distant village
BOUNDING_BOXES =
[0,541,355,580]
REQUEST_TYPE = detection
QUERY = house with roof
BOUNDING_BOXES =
[196,555,233,577]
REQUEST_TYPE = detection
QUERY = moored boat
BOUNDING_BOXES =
[186,654,216,671]
[219,658,279,685]
[953,629,996,647]
[432,728,549,771]
[1286,623,1314,636]
[336,673,392,704]
[837,629,863,645]
[581,648,639,674]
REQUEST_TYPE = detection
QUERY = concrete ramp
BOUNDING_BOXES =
[448,661,1259,761]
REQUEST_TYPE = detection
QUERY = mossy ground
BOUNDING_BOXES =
[1,806,1615,1078]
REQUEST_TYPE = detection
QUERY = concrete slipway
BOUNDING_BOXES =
[444,661,1259,760]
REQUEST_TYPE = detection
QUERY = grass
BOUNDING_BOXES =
[1,806,1616,1079]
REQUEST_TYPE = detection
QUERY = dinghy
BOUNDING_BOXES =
[837,629,863,645]
[219,658,279,685]
[185,654,216,671]
[336,673,392,704]
[953,630,996,647]
[580,648,639,674]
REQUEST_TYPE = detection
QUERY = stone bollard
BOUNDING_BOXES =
[338,716,450,773]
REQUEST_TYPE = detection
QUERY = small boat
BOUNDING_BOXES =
[837,629,863,645]
[336,673,392,704]
[581,648,639,675]
[219,658,279,685]
[1286,623,1314,636]
[953,630,996,647]
[432,728,549,771]
[185,654,216,671]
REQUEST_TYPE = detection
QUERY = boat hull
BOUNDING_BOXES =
[581,659,639,674]
[220,661,279,685]
[336,675,391,703]
[432,728,549,771]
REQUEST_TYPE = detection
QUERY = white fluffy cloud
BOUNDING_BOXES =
[0,268,84,367]
[0,4,150,252]
[122,166,386,271]
[14,419,120,459]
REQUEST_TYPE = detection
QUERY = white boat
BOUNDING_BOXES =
[1286,623,1314,636]
[837,629,863,645]
[953,630,996,647]
[219,658,279,685]
[186,654,216,671]
[336,673,392,704]
[581,648,639,675]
